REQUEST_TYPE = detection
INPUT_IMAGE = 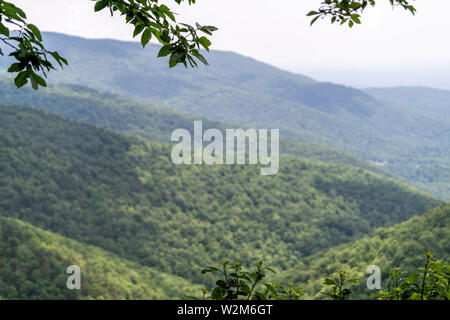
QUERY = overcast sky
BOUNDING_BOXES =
[11,0,450,89]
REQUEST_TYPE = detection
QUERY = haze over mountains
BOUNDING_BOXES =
[2,32,447,200]
[0,76,382,173]
[0,32,448,300]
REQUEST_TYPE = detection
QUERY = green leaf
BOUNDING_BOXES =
[191,50,208,65]
[202,26,218,32]
[94,0,109,12]
[8,63,24,73]
[0,22,10,37]
[157,45,173,57]
[50,51,68,67]
[351,14,361,24]
[29,71,47,89]
[169,51,185,68]
[14,71,29,88]
[350,3,363,10]
[141,29,152,47]
[133,24,145,38]
[265,267,277,275]
[264,283,277,295]
[211,287,225,300]
[198,36,211,51]
[27,24,42,41]
[310,16,320,26]
[201,267,220,274]
[160,4,176,21]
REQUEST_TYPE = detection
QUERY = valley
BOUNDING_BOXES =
[0,32,448,300]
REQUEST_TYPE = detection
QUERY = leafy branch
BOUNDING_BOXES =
[193,260,303,300]
[93,0,218,68]
[0,0,420,90]
[0,0,67,89]
[376,251,450,300]
[322,271,359,300]
[307,0,416,28]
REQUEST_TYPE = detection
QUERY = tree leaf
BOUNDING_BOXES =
[27,24,42,41]
[141,29,152,47]
[94,0,109,12]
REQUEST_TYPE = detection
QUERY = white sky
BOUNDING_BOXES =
[11,0,450,88]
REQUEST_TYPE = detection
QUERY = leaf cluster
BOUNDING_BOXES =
[196,261,304,300]
[307,0,416,27]
[322,271,358,300]
[376,251,450,300]
[93,0,217,68]
[0,0,67,89]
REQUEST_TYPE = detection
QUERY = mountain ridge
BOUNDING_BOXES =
[0,75,382,173]
[2,32,447,199]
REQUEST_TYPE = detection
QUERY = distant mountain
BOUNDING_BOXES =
[0,104,440,289]
[365,86,450,121]
[364,86,450,200]
[32,32,377,117]
[280,203,450,299]
[2,32,447,200]
[0,76,380,172]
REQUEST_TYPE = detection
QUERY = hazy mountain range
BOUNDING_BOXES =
[3,32,448,200]
[0,32,448,299]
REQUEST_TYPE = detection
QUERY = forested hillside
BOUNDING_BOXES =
[364,86,450,200]
[0,76,380,172]
[365,87,450,121]
[280,204,450,299]
[0,104,440,289]
[2,32,447,199]
[0,217,197,299]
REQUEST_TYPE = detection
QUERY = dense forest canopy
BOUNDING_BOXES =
[0,217,199,299]
[0,103,440,287]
